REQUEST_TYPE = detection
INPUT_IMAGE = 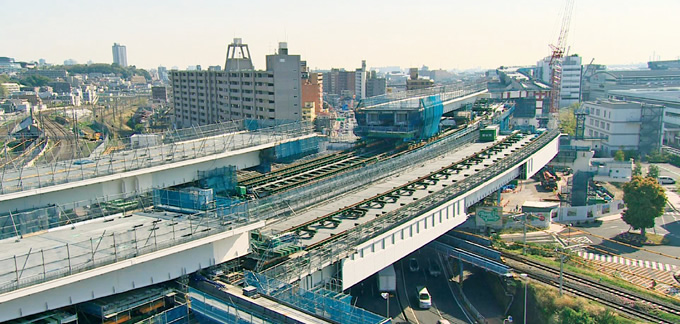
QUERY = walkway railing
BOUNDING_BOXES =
[357,82,487,110]
[0,206,255,295]
[0,120,312,194]
[263,130,560,284]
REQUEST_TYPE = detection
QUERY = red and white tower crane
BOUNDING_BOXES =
[548,0,575,130]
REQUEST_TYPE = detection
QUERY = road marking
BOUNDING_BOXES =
[398,260,420,324]
[657,165,680,178]
[438,253,473,324]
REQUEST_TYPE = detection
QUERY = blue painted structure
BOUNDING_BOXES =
[244,271,389,324]
[354,94,444,141]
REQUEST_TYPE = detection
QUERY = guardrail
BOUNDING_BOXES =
[263,129,560,283]
[0,120,313,194]
[0,207,255,295]
[358,82,487,110]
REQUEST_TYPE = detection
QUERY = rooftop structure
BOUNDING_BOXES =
[648,59,680,70]
[354,83,487,140]
[224,38,253,71]
[584,69,680,101]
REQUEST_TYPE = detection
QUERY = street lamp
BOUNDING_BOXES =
[381,292,390,319]
[520,273,528,324]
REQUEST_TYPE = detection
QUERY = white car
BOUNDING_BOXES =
[658,176,676,185]
[418,286,432,309]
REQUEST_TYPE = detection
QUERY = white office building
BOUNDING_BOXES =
[537,54,582,107]
[583,99,663,157]
[354,60,367,100]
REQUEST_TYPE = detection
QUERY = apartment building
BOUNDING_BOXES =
[170,40,302,128]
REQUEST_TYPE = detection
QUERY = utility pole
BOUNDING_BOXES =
[522,213,528,255]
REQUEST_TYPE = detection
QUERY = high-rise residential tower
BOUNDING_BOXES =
[112,43,128,67]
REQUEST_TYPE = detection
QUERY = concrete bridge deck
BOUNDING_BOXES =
[261,130,560,293]
[264,134,531,245]
[0,127,316,213]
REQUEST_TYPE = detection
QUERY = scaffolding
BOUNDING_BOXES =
[639,103,664,157]
[357,82,487,110]
[0,192,152,240]
[0,122,483,296]
[80,286,185,323]
[244,271,388,324]
[0,201,252,295]
[0,120,312,195]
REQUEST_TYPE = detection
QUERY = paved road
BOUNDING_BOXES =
[397,250,470,324]
[558,163,680,267]
[574,214,680,268]
[350,250,471,324]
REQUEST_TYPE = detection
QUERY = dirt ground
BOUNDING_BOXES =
[500,178,561,214]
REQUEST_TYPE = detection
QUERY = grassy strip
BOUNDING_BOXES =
[528,278,638,324]
[505,249,680,309]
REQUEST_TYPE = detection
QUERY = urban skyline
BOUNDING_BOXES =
[2,0,679,71]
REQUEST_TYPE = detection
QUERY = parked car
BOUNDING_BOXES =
[73,159,94,165]
[658,176,676,185]
[408,258,419,272]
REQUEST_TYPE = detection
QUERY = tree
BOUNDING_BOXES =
[559,308,595,324]
[558,103,578,136]
[595,310,619,324]
[0,84,7,98]
[614,150,625,161]
[647,165,660,179]
[622,176,667,237]
[11,75,51,87]
[632,161,643,176]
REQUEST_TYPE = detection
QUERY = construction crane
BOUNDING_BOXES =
[548,0,575,130]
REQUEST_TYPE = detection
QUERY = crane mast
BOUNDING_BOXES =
[548,0,575,130]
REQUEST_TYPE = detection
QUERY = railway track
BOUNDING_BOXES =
[239,124,475,198]
[239,151,359,186]
[41,118,77,162]
[504,252,680,323]
[281,131,524,250]
[241,148,388,197]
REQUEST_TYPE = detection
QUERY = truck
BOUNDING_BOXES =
[377,265,396,292]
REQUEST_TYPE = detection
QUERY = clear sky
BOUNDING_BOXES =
[2,0,679,71]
